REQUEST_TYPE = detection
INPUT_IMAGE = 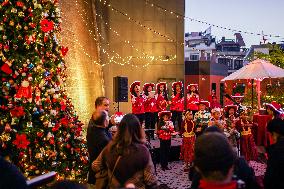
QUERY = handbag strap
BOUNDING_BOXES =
[108,155,121,187]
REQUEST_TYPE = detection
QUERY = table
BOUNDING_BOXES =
[253,114,273,147]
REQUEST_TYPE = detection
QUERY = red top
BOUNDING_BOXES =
[211,101,222,109]
[131,94,145,114]
[156,94,167,111]
[199,180,237,189]
[187,93,199,110]
[170,93,184,112]
[143,95,158,112]
[157,121,175,140]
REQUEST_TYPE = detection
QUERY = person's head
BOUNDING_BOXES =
[198,103,206,111]
[112,114,145,154]
[143,83,154,96]
[190,85,196,92]
[184,110,193,120]
[211,89,216,95]
[95,97,110,112]
[211,108,221,119]
[130,81,141,97]
[172,81,183,97]
[51,180,87,189]
[227,107,236,116]
[194,132,236,182]
[204,126,223,134]
[159,111,172,122]
[93,110,109,128]
[267,118,284,142]
[235,97,241,104]
[147,85,152,92]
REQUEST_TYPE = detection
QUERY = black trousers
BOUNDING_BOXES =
[145,112,157,139]
[134,113,145,125]
[171,111,183,131]
[160,139,171,168]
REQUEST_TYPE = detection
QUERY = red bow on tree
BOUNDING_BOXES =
[60,46,68,56]
[10,106,25,117]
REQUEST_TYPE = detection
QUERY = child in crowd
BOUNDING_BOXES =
[210,95,221,109]
[157,111,175,171]
[235,110,258,161]
[224,105,240,155]
[193,100,211,137]
[170,81,184,132]
[208,108,225,130]
[180,110,195,172]
[186,84,199,115]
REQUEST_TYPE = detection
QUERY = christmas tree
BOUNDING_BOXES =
[0,0,88,181]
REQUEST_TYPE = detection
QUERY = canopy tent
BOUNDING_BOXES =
[222,59,284,109]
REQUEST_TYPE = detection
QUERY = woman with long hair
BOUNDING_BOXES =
[130,81,145,125]
[143,83,158,140]
[156,82,169,112]
[92,114,158,189]
[170,81,184,132]
[186,84,199,115]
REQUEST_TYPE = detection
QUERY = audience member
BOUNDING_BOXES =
[92,114,158,189]
[87,110,111,184]
[264,118,284,189]
[0,156,28,189]
[190,126,260,189]
[193,132,238,189]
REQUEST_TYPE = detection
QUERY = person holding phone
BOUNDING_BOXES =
[143,83,158,140]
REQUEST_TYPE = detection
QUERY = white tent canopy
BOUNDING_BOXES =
[221,59,284,81]
[221,59,284,109]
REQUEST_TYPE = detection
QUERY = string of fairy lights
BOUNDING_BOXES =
[142,0,283,39]
[71,0,178,67]
[97,0,177,42]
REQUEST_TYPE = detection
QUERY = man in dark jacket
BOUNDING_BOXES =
[264,118,284,189]
[0,156,28,189]
[87,110,111,184]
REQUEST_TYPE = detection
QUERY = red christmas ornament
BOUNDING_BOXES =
[60,46,68,56]
[40,19,54,33]
[16,1,24,7]
[1,62,12,75]
[13,134,30,149]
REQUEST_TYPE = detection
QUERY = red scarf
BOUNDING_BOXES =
[199,180,237,189]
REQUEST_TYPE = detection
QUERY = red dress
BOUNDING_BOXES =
[131,94,145,114]
[180,120,195,163]
[186,93,199,111]
[170,93,184,112]
[236,119,258,161]
[156,94,167,111]
[143,95,158,113]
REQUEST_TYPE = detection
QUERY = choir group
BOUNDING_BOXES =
[129,80,275,171]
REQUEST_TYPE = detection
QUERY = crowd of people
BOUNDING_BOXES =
[1,82,284,188]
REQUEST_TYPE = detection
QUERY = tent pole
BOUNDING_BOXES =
[251,79,254,108]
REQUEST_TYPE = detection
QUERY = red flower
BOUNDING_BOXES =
[16,1,24,7]
[13,134,30,149]
[60,46,68,56]
[10,106,25,117]
[60,117,69,126]
[40,19,54,33]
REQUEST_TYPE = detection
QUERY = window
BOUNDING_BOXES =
[190,54,199,61]
[207,53,211,61]
[228,59,233,70]
[234,60,243,69]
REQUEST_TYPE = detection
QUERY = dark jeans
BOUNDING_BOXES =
[160,139,171,168]
[171,111,182,131]
[145,112,157,139]
[134,113,145,125]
